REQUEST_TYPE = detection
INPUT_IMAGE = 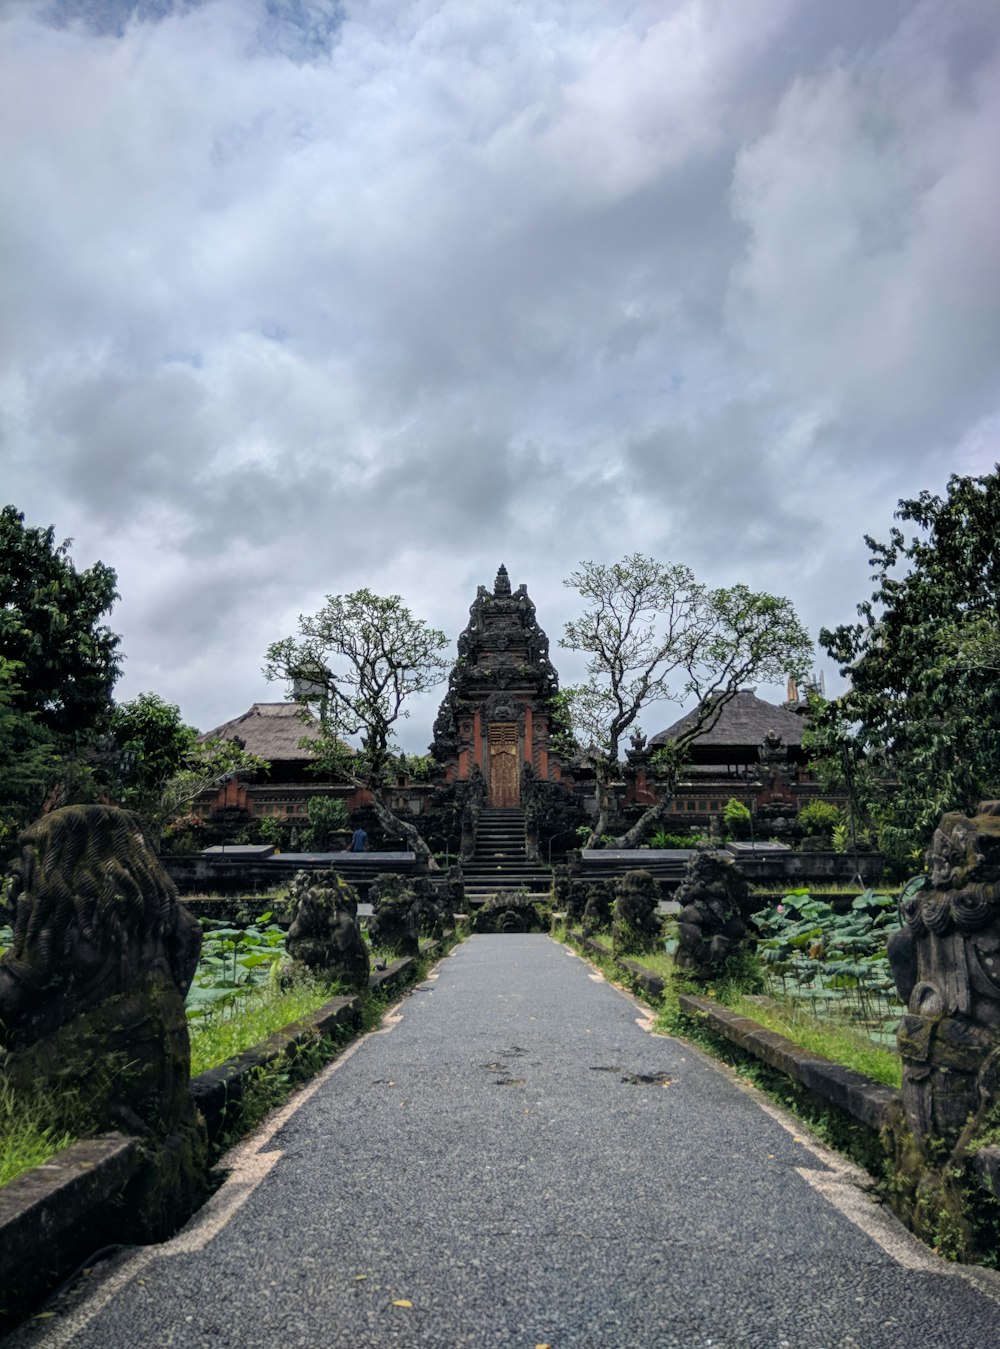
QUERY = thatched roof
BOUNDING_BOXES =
[650,689,806,751]
[199,702,322,761]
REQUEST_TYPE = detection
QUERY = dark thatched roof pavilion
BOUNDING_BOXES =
[649,689,808,767]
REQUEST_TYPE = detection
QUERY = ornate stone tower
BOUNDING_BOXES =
[431,564,564,805]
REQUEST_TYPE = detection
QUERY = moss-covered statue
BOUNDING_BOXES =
[582,880,614,935]
[674,850,752,979]
[368,872,420,957]
[889,802,1000,1152]
[471,893,543,934]
[613,870,662,955]
[883,803,1000,1256]
[286,869,369,992]
[0,805,207,1237]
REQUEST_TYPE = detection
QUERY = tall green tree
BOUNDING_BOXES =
[106,692,268,847]
[0,505,120,745]
[559,554,813,846]
[108,692,200,816]
[264,589,449,862]
[0,659,59,853]
[816,468,1000,866]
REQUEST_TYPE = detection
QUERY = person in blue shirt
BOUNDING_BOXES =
[350,826,368,853]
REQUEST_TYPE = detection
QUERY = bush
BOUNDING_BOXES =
[649,829,707,849]
[722,799,751,838]
[304,796,349,850]
[798,800,841,838]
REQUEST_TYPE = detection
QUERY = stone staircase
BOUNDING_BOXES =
[463,808,552,904]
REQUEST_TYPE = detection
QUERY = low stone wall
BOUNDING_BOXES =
[164,851,421,897]
[677,993,898,1132]
[570,847,884,892]
[0,1134,144,1328]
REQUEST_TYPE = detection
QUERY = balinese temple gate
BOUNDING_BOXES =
[430,565,566,805]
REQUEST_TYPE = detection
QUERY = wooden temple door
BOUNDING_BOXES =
[488,722,520,806]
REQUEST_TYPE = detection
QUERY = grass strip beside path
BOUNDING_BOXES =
[0,1083,76,1190]
[724,992,902,1088]
[188,977,348,1078]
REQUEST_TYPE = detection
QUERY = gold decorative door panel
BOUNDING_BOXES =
[488,722,519,806]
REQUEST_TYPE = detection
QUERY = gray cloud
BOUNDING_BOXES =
[2,0,998,744]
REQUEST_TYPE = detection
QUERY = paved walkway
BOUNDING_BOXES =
[16,936,1000,1348]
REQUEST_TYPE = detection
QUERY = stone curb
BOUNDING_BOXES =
[618,958,665,1000]
[571,934,666,999]
[0,1133,143,1326]
[678,993,899,1132]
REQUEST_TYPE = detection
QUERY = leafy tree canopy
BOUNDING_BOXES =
[101,691,268,846]
[0,505,120,745]
[559,553,813,845]
[108,692,199,816]
[0,658,59,854]
[263,588,450,861]
[815,468,1000,866]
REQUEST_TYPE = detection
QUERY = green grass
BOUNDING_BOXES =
[188,976,346,1077]
[0,1081,77,1189]
[618,947,674,979]
[723,992,902,1088]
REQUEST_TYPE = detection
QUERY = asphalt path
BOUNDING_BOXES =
[15,935,1000,1348]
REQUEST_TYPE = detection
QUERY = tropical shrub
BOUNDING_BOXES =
[798,800,841,838]
[722,798,751,837]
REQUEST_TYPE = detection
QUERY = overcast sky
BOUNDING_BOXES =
[3,0,999,752]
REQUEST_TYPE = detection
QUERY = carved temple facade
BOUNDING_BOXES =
[430,565,567,805]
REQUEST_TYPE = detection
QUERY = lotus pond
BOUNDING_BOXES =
[751,886,909,1047]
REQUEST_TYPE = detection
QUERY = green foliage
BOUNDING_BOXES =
[753,888,904,1043]
[185,915,288,1023]
[559,553,812,845]
[257,815,294,849]
[816,468,1000,864]
[397,753,433,781]
[303,795,349,849]
[188,973,344,1077]
[797,799,841,837]
[723,798,751,827]
[0,1079,76,1190]
[725,992,901,1087]
[0,505,120,745]
[648,828,707,848]
[0,660,58,854]
[264,588,449,784]
[108,692,197,817]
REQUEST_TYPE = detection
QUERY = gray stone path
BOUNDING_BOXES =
[16,935,1000,1348]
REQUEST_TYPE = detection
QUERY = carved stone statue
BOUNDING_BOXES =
[286,869,369,992]
[888,802,1000,1153]
[674,850,753,978]
[0,805,207,1236]
[582,880,614,934]
[368,873,420,957]
[613,870,662,954]
[471,893,542,934]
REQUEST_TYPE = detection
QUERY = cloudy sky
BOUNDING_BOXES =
[3,0,999,751]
